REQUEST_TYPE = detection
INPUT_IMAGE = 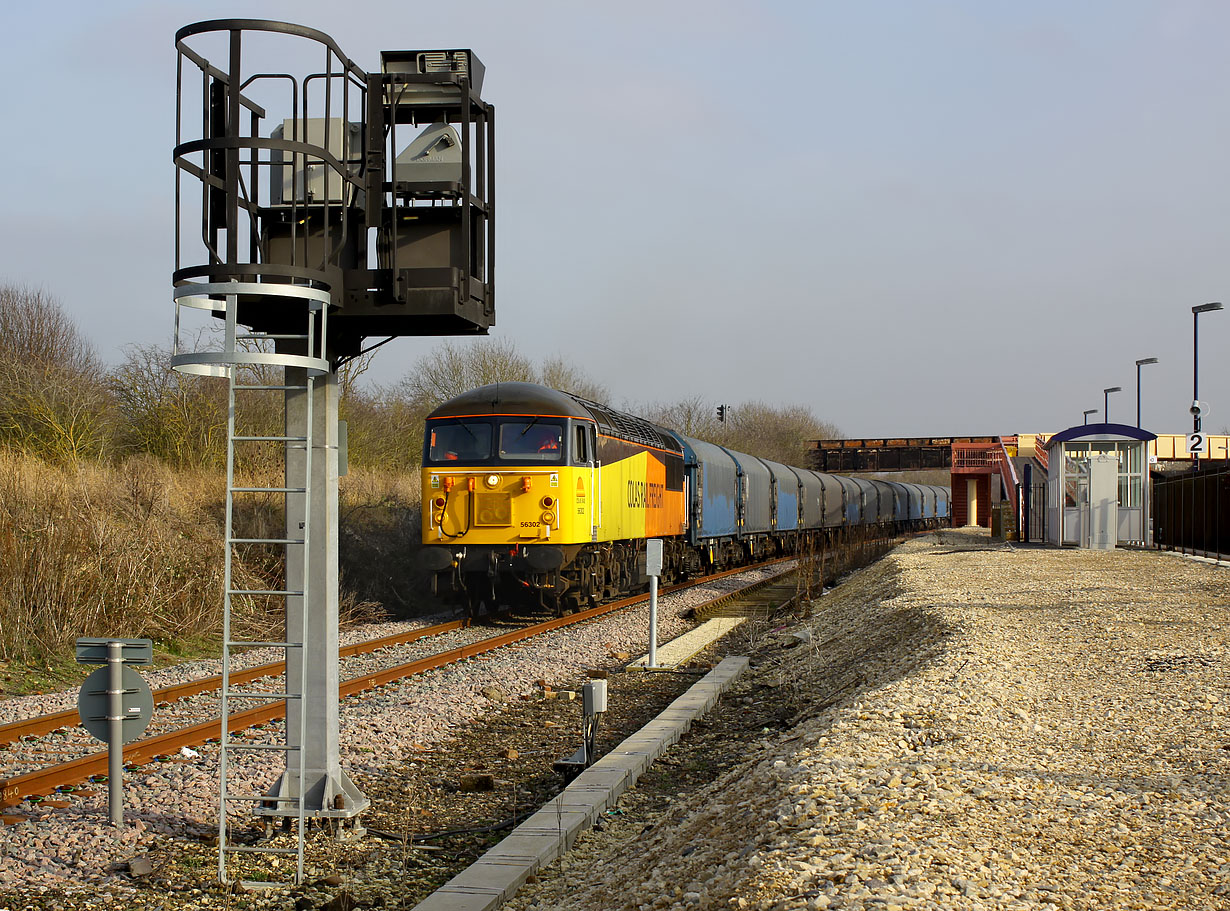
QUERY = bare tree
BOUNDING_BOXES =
[539,355,609,403]
[109,343,228,467]
[639,395,721,438]
[0,284,100,375]
[716,400,841,466]
[0,284,115,461]
[394,338,538,412]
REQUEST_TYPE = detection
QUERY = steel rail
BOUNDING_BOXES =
[1,560,793,806]
[1,560,790,746]
[0,620,470,747]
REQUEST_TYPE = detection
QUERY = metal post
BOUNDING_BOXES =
[1192,303,1223,435]
[1136,358,1159,429]
[1194,308,1200,435]
[107,640,123,828]
[1103,387,1121,424]
[647,575,658,668]
[1022,463,1032,544]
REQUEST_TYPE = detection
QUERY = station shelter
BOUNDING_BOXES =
[1044,424,1155,548]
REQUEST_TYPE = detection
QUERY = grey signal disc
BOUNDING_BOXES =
[77,665,154,745]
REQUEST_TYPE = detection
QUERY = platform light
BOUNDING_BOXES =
[1083,409,1098,425]
[1135,358,1158,429]
[1192,303,1223,434]
[1103,387,1121,424]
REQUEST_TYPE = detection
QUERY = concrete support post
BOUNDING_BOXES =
[272,361,368,821]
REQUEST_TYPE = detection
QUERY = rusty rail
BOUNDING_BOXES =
[1,560,791,806]
[0,620,469,747]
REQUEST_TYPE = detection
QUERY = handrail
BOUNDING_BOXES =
[996,437,1020,514]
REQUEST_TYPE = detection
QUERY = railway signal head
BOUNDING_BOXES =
[717,405,727,423]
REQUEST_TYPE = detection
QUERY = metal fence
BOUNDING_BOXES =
[1153,464,1229,561]
[1019,482,1047,543]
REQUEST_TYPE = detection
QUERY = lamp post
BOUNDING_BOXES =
[1083,409,1098,425]
[1135,358,1158,429]
[1192,302,1223,434]
[1103,387,1121,424]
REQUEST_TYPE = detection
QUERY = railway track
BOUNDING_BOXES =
[0,559,794,809]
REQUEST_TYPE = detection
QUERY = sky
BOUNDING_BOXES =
[2,0,1229,438]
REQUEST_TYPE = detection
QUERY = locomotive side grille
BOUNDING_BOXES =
[473,492,512,526]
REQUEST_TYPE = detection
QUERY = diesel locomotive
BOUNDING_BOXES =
[419,383,950,614]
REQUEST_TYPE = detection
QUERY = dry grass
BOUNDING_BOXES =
[339,469,425,615]
[0,452,423,665]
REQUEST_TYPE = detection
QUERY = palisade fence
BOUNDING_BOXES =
[1153,464,1229,561]
[1019,482,1047,544]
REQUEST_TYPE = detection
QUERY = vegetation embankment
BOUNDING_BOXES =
[0,283,841,690]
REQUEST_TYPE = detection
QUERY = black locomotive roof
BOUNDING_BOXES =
[428,382,682,454]
[428,382,592,420]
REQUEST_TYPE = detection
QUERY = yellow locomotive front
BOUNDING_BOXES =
[419,383,601,613]
[419,382,689,615]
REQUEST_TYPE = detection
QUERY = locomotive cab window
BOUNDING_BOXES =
[498,420,564,462]
[574,424,591,464]
[427,421,493,463]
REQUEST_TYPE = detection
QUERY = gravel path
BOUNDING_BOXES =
[505,529,1230,911]
[0,565,787,900]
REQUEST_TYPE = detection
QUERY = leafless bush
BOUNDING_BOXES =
[341,386,422,472]
[0,359,115,462]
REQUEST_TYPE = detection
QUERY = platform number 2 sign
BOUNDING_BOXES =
[1188,432,1206,454]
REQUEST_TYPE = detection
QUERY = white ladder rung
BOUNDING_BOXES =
[224,640,303,649]
[223,845,302,856]
[228,590,304,597]
[222,690,301,700]
[230,486,308,493]
[225,794,301,804]
[236,333,309,340]
[228,538,306,545]
[224,743,303,753]
[232,435,309,442]
[235,384,310,391]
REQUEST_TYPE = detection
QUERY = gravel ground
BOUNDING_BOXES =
[12,531,1225,911]
[0,565,787,904]
[504,529,1230,911]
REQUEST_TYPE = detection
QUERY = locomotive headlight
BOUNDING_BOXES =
[485,474,500,488]
[541,495,554,508]
[433,497,446,509]
[542,511,556,525]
